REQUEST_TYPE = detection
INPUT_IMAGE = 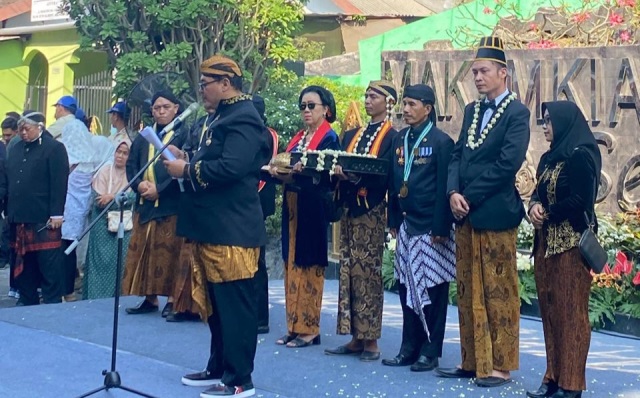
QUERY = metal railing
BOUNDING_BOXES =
[74,70,114,135]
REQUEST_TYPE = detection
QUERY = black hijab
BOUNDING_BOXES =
[538,101,602,184]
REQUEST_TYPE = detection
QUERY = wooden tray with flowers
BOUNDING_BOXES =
[290,150,389,176]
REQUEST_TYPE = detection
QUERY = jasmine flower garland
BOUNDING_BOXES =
[298,128,312,166]
[301,149,375,176]
[466,92,517,150]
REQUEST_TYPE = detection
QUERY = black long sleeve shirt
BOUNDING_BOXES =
[388,120,454,237]
[339,122,398,218]
[7,135,69,224]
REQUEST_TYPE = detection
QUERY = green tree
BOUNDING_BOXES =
[260,75,368,148]
[63,0,306,98]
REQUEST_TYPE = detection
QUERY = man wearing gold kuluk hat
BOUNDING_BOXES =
[437,36,531,388]
[164,54,272,398]
[323,80,398,362]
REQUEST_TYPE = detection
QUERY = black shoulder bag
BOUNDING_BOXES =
[578,175,607,273]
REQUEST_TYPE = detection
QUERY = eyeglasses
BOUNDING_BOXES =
[152,104,176,112]
[299,103,321,111]
[198,79,220,90]
[543,115,551,125]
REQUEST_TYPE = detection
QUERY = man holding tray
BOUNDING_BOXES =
[383,84,456,372]
[324,80,398,361]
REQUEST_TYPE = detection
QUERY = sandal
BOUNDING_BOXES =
[275,333,298,345]
[286,335,321,348]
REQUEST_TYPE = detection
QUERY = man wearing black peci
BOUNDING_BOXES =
[164,54,271,398]
[437,36,530,388]
[383,84,456,372]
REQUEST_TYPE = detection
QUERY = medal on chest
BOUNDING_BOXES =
[200,115,219,149]
[399,183,409,198]
[400,123,433,199]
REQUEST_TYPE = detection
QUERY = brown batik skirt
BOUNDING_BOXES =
[534,230,592,391]
[122,214,184,297]
[284,191,325,335]
[171,241,200,315]
[336,202,385,340]
[456,220,520,378]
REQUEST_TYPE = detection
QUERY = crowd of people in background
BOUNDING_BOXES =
[1,97,129,305]
[0,38,599,398]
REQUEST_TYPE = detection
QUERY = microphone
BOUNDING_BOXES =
[157,102,199,137]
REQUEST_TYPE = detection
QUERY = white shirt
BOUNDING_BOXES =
[59,118,95,173]
[480,89,510,131]
[48,114,75,140]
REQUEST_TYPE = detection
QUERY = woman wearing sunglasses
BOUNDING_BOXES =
[269,85,341,348]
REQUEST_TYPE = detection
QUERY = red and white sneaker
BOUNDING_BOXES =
[200,382,255,398]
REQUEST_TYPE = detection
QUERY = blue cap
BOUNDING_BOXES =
[53,95,78,112]
[107,101,127,115]
[75,107,86,120]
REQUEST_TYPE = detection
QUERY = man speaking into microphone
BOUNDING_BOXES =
[165,55,270,398]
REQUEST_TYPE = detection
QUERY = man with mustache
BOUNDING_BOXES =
[382,84,456,372]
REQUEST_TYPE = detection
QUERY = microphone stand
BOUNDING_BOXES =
[69,132,180,398]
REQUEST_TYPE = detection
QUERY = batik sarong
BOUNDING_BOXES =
[456,220,520,378]
[336,202,385,340]
[395,221,456,335]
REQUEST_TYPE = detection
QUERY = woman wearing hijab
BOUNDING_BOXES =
[121,90,189,317]
[526,101,602,398]
[83,137,135,300]
[269,85,341,348]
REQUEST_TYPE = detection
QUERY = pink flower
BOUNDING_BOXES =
[617,0,636,8]
[527,39,559,49]
[528,22,538,31]
[619,29,632,43]
[613,251,633,274]
[609,12,624,27]
[483,6,493,14]
[571,12,591,24]
[633,271,640,285]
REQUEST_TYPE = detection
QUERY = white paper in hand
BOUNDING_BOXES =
[139,126,177,161]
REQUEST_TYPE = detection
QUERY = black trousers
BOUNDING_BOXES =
[254,245,269,328]
[205,278,257,387]
[16,247,64,305]
[62,239,77,296]
[397,282,449,359]
[0,216,10,265]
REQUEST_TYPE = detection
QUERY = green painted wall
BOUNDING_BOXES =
[343,0,602,86]
[26,30,84,125]
[0,28,109,125]
[0,40,28,118]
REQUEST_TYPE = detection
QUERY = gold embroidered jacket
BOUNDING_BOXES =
[530,149,598,257]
